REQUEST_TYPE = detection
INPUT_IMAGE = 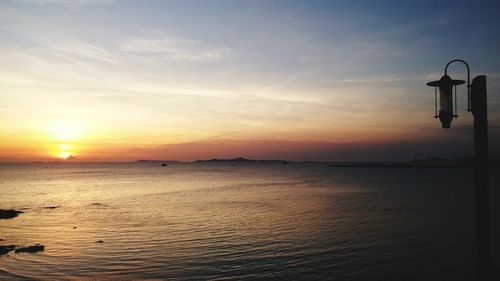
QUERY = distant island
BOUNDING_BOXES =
[195,157,289,164]
[7,157,496,168]
[193,157,500,168]
[136,160,179,163]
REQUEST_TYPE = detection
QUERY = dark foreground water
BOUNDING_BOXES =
[0,163,498,280]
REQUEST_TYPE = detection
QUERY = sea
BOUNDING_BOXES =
[0,162,499,280]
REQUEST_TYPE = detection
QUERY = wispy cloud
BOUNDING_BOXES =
[49,40,115,63]
[330,72,442,83]
[15,0,114,5]
[120,37,230,62]
[99,134,496,162]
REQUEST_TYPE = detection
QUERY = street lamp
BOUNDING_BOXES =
[427,59,491,280]
[427,74,464,128]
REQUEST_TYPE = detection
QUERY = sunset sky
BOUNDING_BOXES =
[1,0,499,161]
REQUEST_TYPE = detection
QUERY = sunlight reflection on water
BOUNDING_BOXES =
[0,163,498,280]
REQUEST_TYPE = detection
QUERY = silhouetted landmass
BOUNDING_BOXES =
[194,157,500,168]
[1,244,45,255]
[0,245,16,256]
[136,160,179,163]
[0,209,24,219]
[195,157,289,164]
[14,244,44,254]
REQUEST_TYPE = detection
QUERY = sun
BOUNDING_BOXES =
[54,144,77,160]
[59,151,72,160]
[57,144,75,160]
[45,123,84,159]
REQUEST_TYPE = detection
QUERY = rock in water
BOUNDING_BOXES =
[0,245,17,256]
[14,244,44,254]
[0,209,24,219]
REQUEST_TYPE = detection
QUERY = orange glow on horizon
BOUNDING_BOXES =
[0,121,438,162]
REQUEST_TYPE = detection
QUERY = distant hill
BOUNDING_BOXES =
[136,160,179,163]
[195,157,289,164]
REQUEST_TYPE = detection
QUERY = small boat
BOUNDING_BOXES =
[161,163,168,167]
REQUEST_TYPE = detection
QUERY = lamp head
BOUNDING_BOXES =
[427,75,465,128]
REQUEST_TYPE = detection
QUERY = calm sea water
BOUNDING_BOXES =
[0,162,498,280]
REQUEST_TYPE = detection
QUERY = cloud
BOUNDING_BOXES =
[88,132,500,162]
[15,0,114,5]
[120,37,229,62]
[65,155,77,161]
[48,40,115,63]
[332,74,424,83]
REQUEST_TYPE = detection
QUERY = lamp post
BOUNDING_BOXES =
[426,59,490,280]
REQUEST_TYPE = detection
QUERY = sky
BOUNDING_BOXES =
[1,0,499,162]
